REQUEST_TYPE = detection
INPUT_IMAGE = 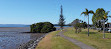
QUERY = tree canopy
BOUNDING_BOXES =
[71,19,87,33]
[81,8,94,16]
[30,22,56,33]
[92,8,109,28]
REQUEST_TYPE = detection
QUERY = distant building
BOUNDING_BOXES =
[106,23,111,33]
[107,23,111,28]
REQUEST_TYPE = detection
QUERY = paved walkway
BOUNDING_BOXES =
[58,30,95,49]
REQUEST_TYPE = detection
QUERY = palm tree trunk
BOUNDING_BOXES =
[88,15,89,36]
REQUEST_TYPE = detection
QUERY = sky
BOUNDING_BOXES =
[0,0,111,24]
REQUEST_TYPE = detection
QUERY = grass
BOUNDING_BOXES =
[36,30,80,49]
[64,28,111,49]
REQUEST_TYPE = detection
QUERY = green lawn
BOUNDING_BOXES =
[36,30,80,49]
[64,28,111,49]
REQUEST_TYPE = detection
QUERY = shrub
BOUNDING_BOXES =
[53,27,56,31]
[30,22,56,33]
[35,22,44,33]
[30,24,36,32]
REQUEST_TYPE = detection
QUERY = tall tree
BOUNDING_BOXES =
[59,5,65,30]
[92,8,109,28]
[81,8,94,36]
[92,8,110,38]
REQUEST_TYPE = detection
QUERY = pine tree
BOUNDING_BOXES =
[59,5,65,30]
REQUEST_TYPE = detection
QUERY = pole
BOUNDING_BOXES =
[88,15,89,36]
[103,20,105,38]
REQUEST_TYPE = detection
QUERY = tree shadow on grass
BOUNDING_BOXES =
[80,31,97,34]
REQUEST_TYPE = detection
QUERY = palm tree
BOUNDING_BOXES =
[81,8,94,36]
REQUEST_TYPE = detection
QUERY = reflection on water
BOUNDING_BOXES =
[0,32,34,49]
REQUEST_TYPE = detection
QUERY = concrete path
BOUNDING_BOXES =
[58,30,95,49]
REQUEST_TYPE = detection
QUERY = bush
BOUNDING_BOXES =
[35,22,44,33]
[30,24,36,32]
[53,27,56,31]
[30,22,56,33]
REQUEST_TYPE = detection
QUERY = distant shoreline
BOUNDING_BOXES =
[0,27,30,32]
[0,24,71,27]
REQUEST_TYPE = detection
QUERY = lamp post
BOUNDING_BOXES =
[100,20,105,38]
[103,20,105,38]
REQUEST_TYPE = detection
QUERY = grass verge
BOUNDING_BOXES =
[64,28,111,49]
[36,30,80,49]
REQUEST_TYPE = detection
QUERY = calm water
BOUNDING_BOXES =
[0,32,45,49]
[0,27,44,49]
[0,32,31,49]
[0,25,70,49]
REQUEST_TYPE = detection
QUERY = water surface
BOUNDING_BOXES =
[0,27,44,49]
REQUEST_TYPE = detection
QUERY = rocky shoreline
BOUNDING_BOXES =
[18,33,49,49]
